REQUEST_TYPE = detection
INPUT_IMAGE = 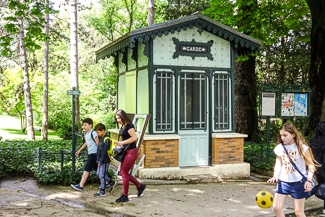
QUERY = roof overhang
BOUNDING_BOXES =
[96,13,261,61]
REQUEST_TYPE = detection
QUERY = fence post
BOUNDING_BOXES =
[266,116,271,158]
[60,150,64,173]
[38,148,42,174]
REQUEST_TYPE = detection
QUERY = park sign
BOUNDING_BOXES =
[67,89,81,96]
[67,88,81,173]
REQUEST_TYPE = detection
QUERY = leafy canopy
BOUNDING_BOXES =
[1,0,52,57]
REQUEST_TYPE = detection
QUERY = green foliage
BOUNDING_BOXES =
[244,142,276,171]
[107,168,117,180]
[0,140,99,185]
[251,118,282,143]
[205,0,311,85]
[1,0,52,56]
[0,140,66,178]
[87,0,147,41]
[0,139,276,184]
[155,0,210,21]
[0,68,25,117]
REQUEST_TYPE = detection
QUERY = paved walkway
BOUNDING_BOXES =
[0,174,324,217]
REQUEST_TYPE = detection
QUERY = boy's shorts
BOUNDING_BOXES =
[84,153,97,172]
[276,180,307,199]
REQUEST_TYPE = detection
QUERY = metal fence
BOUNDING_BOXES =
[0,147,87,178]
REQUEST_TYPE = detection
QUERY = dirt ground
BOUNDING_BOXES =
[0,175,324,217]
[0,116,324,216]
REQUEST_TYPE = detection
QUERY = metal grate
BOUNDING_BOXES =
[214,73,230,130]
[180,72,207,130]
[155,70,174,131]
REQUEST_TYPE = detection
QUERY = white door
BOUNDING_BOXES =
[178,70,209,167]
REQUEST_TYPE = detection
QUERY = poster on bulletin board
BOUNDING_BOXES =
[294,93,308,116]
[281,93,307,117]
[262,92,276,116]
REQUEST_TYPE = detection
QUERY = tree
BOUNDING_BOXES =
[232,1,259,140]
[205,0,311,139]
[155,0,210,21]
[87,0,148,41]
[1,1,118,139]
[148,0,154,25]
[18,14,35,140]
[205,0,261,139]
[1,0,50,140]
[70,0,80,126]
[306,0,325,132]
[42,0,50,140]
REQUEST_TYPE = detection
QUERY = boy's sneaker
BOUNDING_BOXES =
[137,184,146,197]
[108,180,116,193]
[98,182,109,189]
[98,181,115,189]
[115,194,129,203]
[71,184,83,191]
[94,191,106,197]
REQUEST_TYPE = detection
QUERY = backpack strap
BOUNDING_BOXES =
[90,130,97,144]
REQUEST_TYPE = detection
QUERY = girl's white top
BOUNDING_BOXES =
[274,143,309,182]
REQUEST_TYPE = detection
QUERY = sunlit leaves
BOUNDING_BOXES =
[205,0,310,85]
[1,0,52,57]
[155,0,210,21]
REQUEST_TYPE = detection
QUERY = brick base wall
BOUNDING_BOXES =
[142,139,179,168]
[109,131,245,168]
[211,137,244,164]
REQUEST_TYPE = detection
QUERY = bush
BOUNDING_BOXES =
[0,140,98,184]
[48,109,72,139]
[244,142,276,171]
[0,139,276,183]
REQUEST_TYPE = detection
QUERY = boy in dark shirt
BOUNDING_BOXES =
[94,123,115,197]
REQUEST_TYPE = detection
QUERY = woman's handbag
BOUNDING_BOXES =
[113,145,128,162]
[315,184,325,200]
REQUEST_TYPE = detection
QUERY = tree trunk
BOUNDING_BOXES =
[234,55,258,140]
[148,0,154,25]
[70,0,80,128]
[306,0,325,132]
[42,0,49,140]
[18,17,35,140]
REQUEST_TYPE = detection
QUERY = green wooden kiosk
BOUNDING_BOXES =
[96,12,261,179]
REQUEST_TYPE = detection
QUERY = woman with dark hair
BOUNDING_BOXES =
[114,109,146,203]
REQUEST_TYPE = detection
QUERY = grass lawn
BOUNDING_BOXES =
[1,128,62,140]
[0,115,61,140]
